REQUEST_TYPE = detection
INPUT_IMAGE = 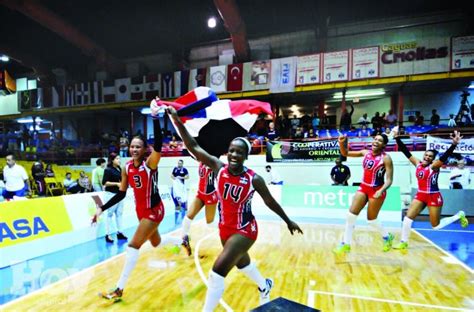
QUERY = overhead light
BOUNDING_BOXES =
[0,55,9,62]
[207,17,217,28]
[333,89,385,99]
[468,82,474,89]
[141,108,151,115]
[17,117,43,124]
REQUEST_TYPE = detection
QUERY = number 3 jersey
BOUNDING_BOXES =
[126,160,161,210]
[215,165,256,230]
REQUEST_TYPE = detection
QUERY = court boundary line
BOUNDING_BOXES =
[194,229,233,312]
[413,229,474,274]
[414,228,473,233]
[0,226,183,309]
[307,290,469,311]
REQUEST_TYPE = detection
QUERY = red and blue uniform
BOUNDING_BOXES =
[196,162,217,205]
[358,151,387,199]
[414,163,443,207]
[126,160,164,223]
[215,165,258,241]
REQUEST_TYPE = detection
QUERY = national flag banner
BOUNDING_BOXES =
[270,57,297,93]
[173,71,182,97]
[19,89,38,111]
[209,65,227,93]
[131,76,144,101]
[176,70,189,96]
[38,86,52,108]
[65,84,76,106]
[155,87,272,157]
[161,72,174,98]
[144,74,160,100]
[322,50,349,83]
[75,82,89,105]
[115,78,131,102]
[351,47,379,80]
[52,85,63,107]
[243,60,271,91]
[227,63,243,91]
[89,81,101,104]
[451,36,474,70]
[189,68,207,90]
[102,80,116,103]
[296,54,320,85]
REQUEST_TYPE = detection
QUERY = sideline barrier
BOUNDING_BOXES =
[0,186,175,268]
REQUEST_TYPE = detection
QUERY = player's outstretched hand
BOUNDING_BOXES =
[338,134,347,144]
[91,206,103,226]
[287,220,303,235]
[166,106,179,121]
[451,130,462,145]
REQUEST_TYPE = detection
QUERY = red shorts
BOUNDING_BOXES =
[136,201,165,223]
[357,183,386,200]
[196,191,218,205]
[414,192,443,207]
[219,218,258,242]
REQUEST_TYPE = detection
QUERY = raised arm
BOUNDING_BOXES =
[252,174,303,235]
[146,98,163,170]
[338,135,367,157]
[166,106,223,173]
[432,131,462,170]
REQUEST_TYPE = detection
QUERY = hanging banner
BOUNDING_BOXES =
[270,57,297,93]
[451,36,474,70]
[322,50,349,83]
[296,54,321,85]
[243,60,271,91]
[426,135,474,155]
[266,139,341,162]
[351,47,379,80]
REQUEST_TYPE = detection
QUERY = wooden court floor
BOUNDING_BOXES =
[1,221,473,311]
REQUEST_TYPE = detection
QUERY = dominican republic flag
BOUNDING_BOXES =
[102,80,116,102]
[156,87,272,157]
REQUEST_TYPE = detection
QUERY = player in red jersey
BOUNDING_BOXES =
[92,99,181,300]
[334,133,395,254]
[167,106,302,311]
[393,130,468,250]
[180,161,218,256]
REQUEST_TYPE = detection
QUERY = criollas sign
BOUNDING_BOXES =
[381,41,448,64]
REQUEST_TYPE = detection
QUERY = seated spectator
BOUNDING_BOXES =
[399,126,407,136]
[45,164,55,177]
[347,126,359,137]
[265,122,280,141]
[385,109,397,127]
[371,112,383,129]
[294,127,304,139]
[305,128,317,139]
[460,110,472,126]
[31,160,46,195]
[78,171,92,193]
[169,135,179,149]
[358,125,370,137]
[357,113,370,127]
[414,111,424,126]
[311,114,320,132]
[448,114,457,127]
[430,109,440,126]
[63,172,78,193]
[372,126,383,136]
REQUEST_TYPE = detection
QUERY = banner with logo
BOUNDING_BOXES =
[266,139,341,162]
[380,38,450,77]
[269,57,297,93]
[451,36,474,70]
[296,54,321,85]
[243,60,271,91]
[426,135,474,155]
[209,65,227,93]
[351,47,379,80]
[322,50,349,83]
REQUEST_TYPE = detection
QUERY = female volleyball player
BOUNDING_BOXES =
[393,130,468,250]
[92,99,180,300]
[167,106,303,311]
[180,161,218,256]
[334,133,394,254]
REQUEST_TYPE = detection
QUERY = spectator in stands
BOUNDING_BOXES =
[414,111,424,126]
[306,128,317,139]
[281,114,291,138]
[31,160,46,196]
[169,135,179,149]
[294,127,304,139]
[371,112,383,129]
[460,110,472,126]
[7,130,17,153]
[450,159,471,189]
[321,113,330,129]
[340,104,354,131]
[265,122,280,141]
[301,113,312,129]
[311,113,320,132]
[448,114,457,128]
[63,172,77,193]
[357,113,370,127]
[265,165,283,185]
[102,153,127,243]
[430,109,440,126]
[77,171,92,193]
[347,126,359,137]
[3,154,30,200]
[358,125,370,137]
[330,158,351,186]
[372,126,383,136]
[399,126,407,136]
[290,115,300,137]
[45,164,55,178]
[92,158,106,192]
[119,133,129,157]
[385,109,397,127]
